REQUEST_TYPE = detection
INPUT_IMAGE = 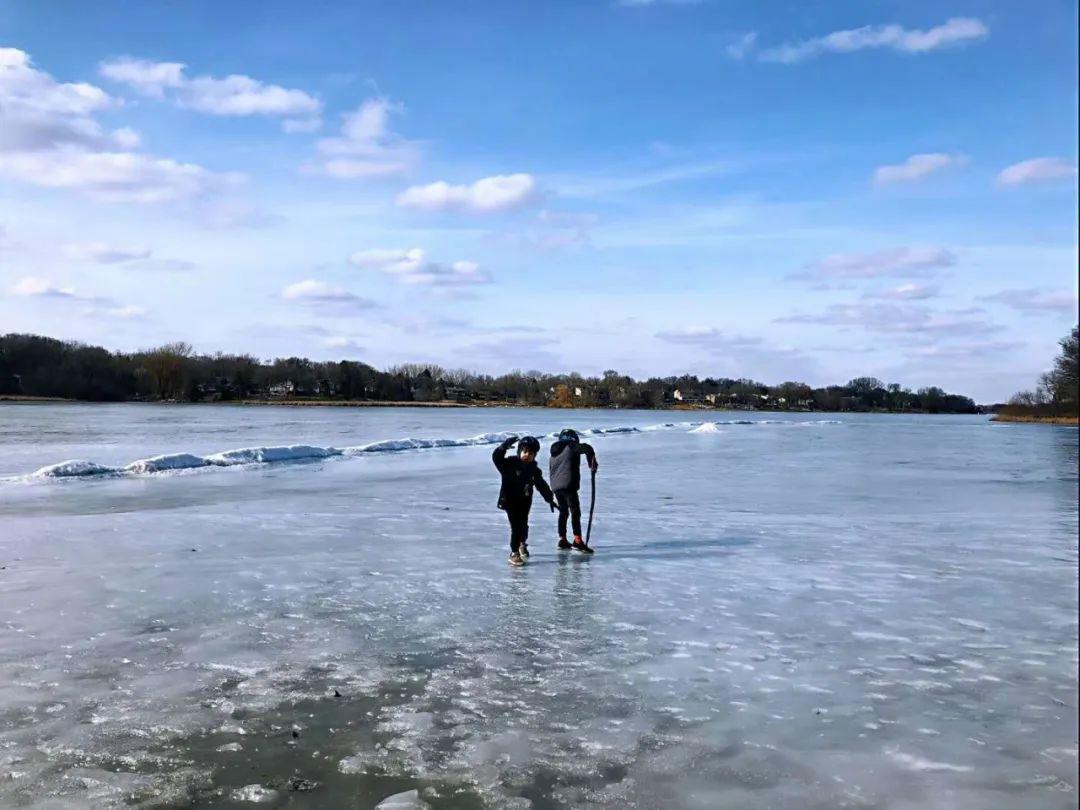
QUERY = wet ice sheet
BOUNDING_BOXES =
[0,406,1076,808]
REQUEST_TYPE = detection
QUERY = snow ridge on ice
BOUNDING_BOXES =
[31,459,118,478]
[19,418,841,480]
[124,453,211,474]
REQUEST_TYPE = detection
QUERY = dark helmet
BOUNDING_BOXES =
[558,428,579,443]
[517,435,541,454]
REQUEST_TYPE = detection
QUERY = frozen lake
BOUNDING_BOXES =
[0,403,1076,808]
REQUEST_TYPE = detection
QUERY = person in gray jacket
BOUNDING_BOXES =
[548,428,598,553]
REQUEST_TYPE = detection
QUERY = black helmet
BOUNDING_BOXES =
[517,435,541,454]
[558,428,579,443]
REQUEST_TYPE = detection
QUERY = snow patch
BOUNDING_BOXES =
[887,749,973,772]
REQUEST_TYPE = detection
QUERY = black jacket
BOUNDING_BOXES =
[548,439,595,492]
[493,440,554,511]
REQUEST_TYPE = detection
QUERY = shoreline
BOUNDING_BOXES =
[0,396,998,416]
[0,394,76,402]
[990,413,1079,426]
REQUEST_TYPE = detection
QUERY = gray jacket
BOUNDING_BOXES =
[548,439,595,492]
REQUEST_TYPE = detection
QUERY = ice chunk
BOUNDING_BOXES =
[31,459,116,478]
[375,789,429,809]
[205,445,340,465]
[124,453,210,474]
[231,784,279,802]
[690,422,721,434]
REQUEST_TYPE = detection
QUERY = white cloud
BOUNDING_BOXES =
[655,327,769,350]
[980,288,1078,315]
[63,241,195,270]
[9,275,144,318]
[0,150,241,204]
[760,17,988,63]
[0,48,240,204]
[996,157,1078,186]
[0,46,123,152]
[99,57,322,123]
[865,283,940,300]
[874,153,964,184]
[281,279,376,309]
[324,336,365,354]
[312,98,419,178]
[64,241,151,263]
[11,276,77,298]
[350,247,491,288]
[112,126,141,149]
[725,32,758,60]
[777,302,1000,339]
[97,58,184,98]
[396,173,538,214]
[349,247,426,274]
[180,75,320,118]
[796,246,956,280]
[402,260,491,288]
[282,279,352,301]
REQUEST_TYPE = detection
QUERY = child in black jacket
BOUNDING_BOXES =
[492,435,556,566]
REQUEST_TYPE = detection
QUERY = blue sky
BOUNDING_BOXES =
[1,0,1076,401]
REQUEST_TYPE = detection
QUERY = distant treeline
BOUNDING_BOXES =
[1000,325,1079,420]
[1,332,982,413]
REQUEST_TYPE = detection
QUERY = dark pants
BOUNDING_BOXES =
[555,489,582,538]
[505,506,530,553]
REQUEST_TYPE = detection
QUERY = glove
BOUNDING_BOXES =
[501,436,518,449]
[549,500,557,513]
[590,458,599,473]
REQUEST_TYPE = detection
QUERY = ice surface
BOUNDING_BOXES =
[0,404,1076,808]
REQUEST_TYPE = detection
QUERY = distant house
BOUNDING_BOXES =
[673,388,705,405]
[445,385,469,402]
[198,377,235,401]
[269,380,295,397]
[574,387,583,397]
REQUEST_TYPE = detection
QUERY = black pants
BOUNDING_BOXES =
[555,489,582,538]
[505,506,530,553]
